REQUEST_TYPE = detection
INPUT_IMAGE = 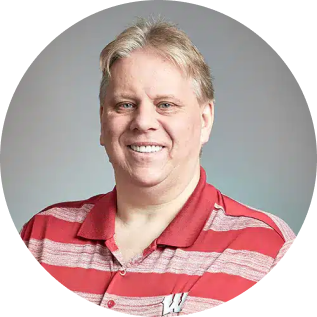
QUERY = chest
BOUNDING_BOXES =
[113,222,166,263]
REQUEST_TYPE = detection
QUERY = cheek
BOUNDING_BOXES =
[101,121,122,157]
[102,117,132,157]
[102,117,123,141]
[167,115,201,146]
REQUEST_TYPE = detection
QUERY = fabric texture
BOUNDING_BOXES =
[20,167,296,316]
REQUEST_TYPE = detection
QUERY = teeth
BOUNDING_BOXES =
[130,145,163,153]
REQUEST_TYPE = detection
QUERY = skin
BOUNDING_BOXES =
[99,48,214,261]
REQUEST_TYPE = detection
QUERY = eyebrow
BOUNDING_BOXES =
[110,93,135,101]
[153,95,184,105]
[110,93,184,105]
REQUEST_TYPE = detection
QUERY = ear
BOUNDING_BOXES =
[200,101,214,145]
[99,105,103,122]
[99,106,104,146]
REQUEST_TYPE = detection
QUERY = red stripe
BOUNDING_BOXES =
[185,227,284,257]
[23,216,95,245]
[222,195,284,239]
[190,272,256,301]
[42,263,113,294]
[28,238,272,283]
[41,264,255,302]
[24,215,283,258]
[106,272,199,296]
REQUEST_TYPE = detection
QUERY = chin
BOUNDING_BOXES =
[128,167,167,187]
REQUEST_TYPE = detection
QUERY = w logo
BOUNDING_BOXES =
[162,293,188,315]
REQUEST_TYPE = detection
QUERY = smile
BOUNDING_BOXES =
[128,145,164,153]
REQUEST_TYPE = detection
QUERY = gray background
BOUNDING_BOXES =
[1,1,316,234]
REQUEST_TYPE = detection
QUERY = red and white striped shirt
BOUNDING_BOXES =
[20,167,295,316]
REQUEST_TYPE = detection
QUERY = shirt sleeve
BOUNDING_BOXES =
[270,239,295,270]
[19,217,35,244]
[19,223,26,238]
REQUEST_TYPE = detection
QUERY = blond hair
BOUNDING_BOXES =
[99,17,214,106]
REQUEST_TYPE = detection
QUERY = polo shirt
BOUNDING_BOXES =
[20,167,296,316]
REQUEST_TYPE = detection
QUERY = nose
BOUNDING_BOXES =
[129,102,160,132]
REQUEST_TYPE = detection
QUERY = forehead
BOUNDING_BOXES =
[105,49,196,101]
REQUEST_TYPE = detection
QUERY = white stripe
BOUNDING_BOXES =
[74,292,224,315]
[183,296,224,312]
[261,211,296,241]
[216,200,296,241]
[101,293,224,317]
[206,248,274,282]
[74,292,103,304]
[101,293,165,316]
[26,238,273,281]
[270,239,295,269]
[37,204,94,223]
[27,238,120,271]
[130,248,274,281]
[204,208,273,231]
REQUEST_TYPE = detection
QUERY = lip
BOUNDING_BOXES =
[127,142,165,147]
[127,144,166,155]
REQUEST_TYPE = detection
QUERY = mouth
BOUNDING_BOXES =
[127,144,165,153]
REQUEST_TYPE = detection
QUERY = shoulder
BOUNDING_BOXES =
[204,184,296,260]
[220,191,295,242]
[20,193,106,240]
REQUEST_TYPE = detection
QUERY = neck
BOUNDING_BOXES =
[114,163,201,227]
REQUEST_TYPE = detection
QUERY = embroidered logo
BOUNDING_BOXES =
[162,293,188,315]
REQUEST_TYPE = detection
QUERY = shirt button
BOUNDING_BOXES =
[119,268,127,276]
[107,300,115,308]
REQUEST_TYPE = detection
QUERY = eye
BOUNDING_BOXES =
[120,103,134,109]
[158,102,173,109]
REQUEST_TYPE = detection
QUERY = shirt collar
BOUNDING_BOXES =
[77,166,217,248]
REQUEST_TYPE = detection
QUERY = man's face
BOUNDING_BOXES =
[100,49,212,187]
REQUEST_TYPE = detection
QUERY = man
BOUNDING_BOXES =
[20,17,295,316]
